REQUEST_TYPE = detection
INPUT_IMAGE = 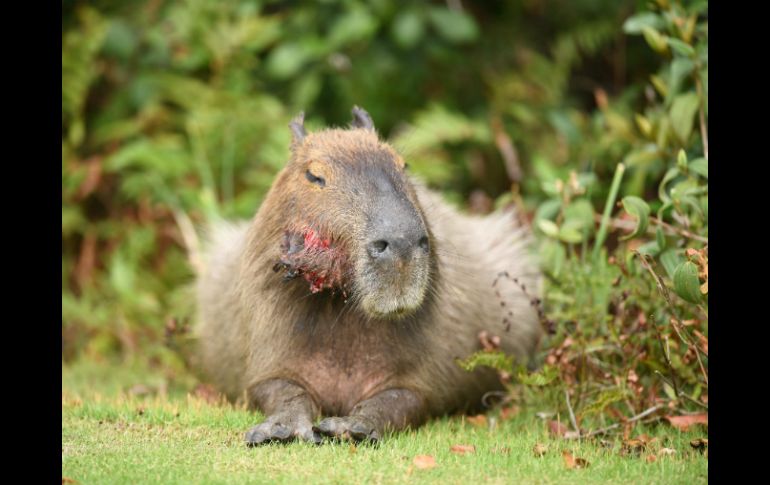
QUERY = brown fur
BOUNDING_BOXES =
[196,112,542,428]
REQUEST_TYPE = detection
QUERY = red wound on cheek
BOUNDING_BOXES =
[275,227,348,295]
[303,229,330,251]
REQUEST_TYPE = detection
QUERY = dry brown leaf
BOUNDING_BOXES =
[690,438,708,451]
[533,443,548,457]
[192,384,223,404]
[77,156,103,199]
[665,414,708,431]
[466,414,488,427]
[646,454,657,463]
[621,434,658,456]
[74,232,97,288]
[62,478,78,484]
[413,455,437,469]
[478,330,501,351]
[450,444,476,455]
[500,405,520,420]
[562,450,589,469]
[693,330,708,354]
[548,420,568,437]
[128,384,154,397]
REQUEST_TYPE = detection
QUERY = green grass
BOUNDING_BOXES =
[63,359,707,484]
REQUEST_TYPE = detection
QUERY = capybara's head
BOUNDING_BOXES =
[267,107,434,320]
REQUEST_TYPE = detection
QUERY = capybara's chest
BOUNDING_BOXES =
[288,328,409,415]
[291,351,394,416]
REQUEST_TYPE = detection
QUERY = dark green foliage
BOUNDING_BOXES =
[62,0,707,431]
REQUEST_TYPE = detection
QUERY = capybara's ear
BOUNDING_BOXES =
[351,105,375,132]
[289,111,307,146]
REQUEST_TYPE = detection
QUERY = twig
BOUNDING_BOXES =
[653,217,708,243]
[635,252,692,347]
[575,405,663,439]
[592,214,708,244]
[636,253,683,398]
[491,116,522,183]
[694,344,708,386]
[681,392,709,410]
[565,390,580,435]
[636,251,709,388]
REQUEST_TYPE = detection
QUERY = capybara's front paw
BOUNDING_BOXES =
[245,413,322,446]
[313,416,381,443]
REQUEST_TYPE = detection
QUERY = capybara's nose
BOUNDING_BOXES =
[367,234,429,261]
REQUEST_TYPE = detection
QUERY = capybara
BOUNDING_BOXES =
[196,106,541,444]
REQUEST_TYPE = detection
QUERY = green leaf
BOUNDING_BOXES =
[517,365,558,387]
[265,42,313,80]
[667,38,695,56]
[637,241,661,256]
[327,8,378,50]
[563,199,595,234]
[537,219,560,238]
[663,382,677,400]
[427,7,479,44]
[641,26,669,54]
[667,58,694,102]
[456,351,514,373]
[670,92,700,143]
[109,252,135,297]
[391,10,425,48]
[677,149,688,171]
[623,12,664,34]
[62,206,86,237]
[689,158,708,178]
[650,74,668,98]
[657,200,673,220]
[620,196,650,241]
[658,167,680,203]
[623,144,660,167]
[534,198,562,224]
[558,225,584,244]
[656,226,667,251]
[581,388,631,417]
[673,261,703,303]
[660,248,684,279]
[540,239,566,278]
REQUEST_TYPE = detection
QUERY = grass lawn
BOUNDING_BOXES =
[62,359,707,484]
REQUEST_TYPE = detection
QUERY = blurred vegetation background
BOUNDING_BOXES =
[63,0,707,428]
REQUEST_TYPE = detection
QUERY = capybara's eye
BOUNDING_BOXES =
[305,169,326,187]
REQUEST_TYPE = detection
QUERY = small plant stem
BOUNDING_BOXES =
[574,404,663,439]
[695,75,708,160]
[653,217,708,243]
[591,215,708,243]
[681,392,709,410]
[693,342,708,386]
[593,163,625,262]
[565,390,580,435]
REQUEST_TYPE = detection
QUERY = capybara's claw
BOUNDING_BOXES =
[245,416,320,446]
[314,416,380,443]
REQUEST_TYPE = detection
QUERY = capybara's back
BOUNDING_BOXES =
[197,107,541,444]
